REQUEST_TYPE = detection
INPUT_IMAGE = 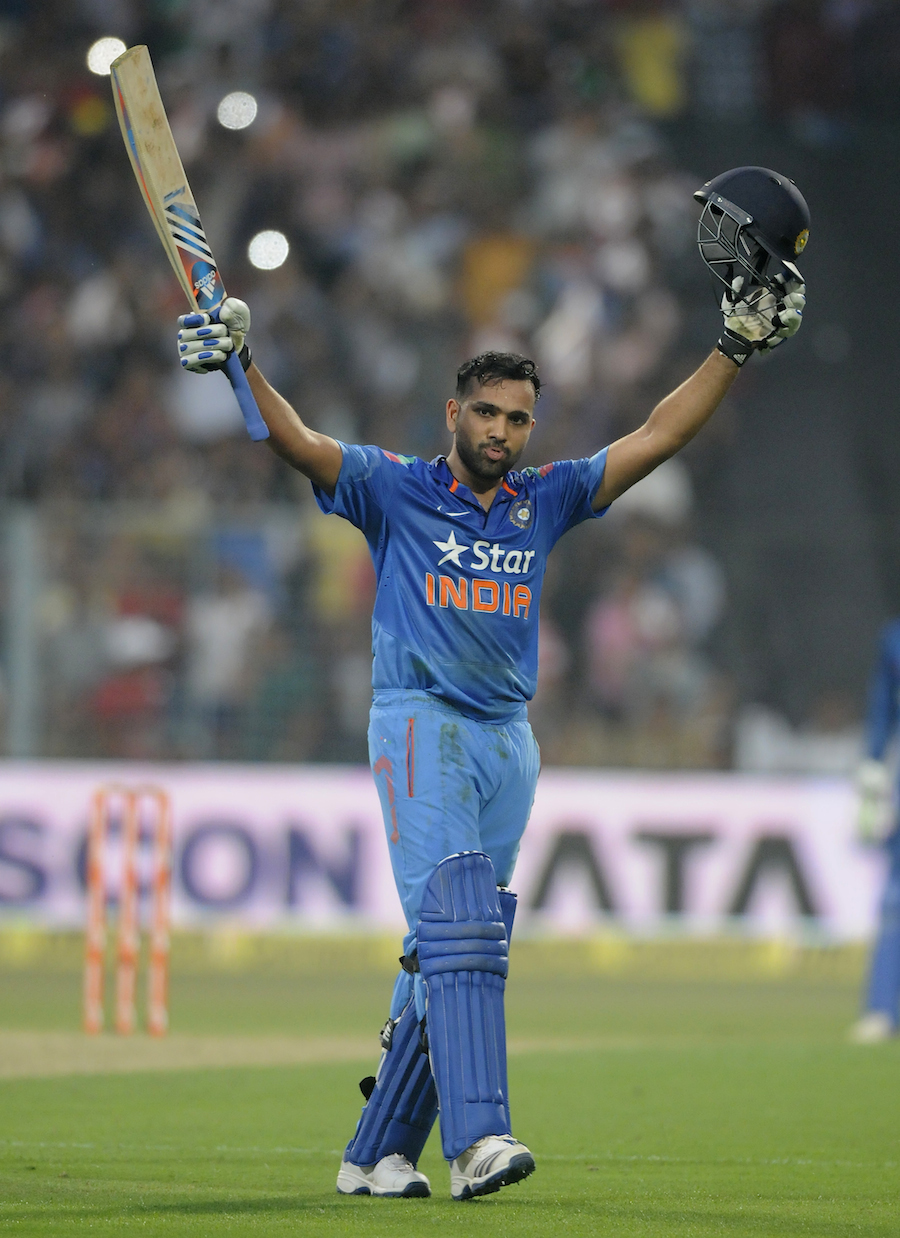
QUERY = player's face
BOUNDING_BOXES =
[448,380,536,482]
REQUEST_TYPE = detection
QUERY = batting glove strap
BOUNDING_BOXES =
[716,328,754,368]
[238,343,252,373]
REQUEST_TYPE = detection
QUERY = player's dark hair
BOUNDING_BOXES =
[455,352,541,401]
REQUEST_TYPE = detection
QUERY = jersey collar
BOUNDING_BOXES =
[429,456,521,507]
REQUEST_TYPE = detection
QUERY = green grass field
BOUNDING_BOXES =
[1,936,897,1237]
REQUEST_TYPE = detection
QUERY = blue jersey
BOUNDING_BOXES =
[315,444,608,723]
[865,619,900,762]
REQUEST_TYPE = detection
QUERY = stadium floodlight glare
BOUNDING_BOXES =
[217,91,258,131]
[248,230,289,270]
[87,37,127,76]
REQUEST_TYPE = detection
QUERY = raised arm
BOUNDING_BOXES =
[591,269,806,511]
[245,363,342,493]
[176,298,343,495]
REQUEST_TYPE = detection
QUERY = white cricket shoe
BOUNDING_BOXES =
[848,1012,896,1044]
[336,1153,431,1198]
[449,1134,535,1201]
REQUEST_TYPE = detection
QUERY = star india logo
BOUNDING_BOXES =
[427,527,536,618]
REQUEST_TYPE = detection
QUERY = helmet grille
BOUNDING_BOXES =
[698,200,781,300]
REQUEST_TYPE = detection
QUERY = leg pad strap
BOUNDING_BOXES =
[344,995,437,1168]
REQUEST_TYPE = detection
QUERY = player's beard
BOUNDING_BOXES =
[454,422,522,482]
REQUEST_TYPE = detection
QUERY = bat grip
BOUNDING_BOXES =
[224,350,269,442]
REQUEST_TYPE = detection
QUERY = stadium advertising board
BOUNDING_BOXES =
[0,764,884,939]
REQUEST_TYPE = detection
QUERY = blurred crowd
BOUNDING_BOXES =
[0,0,892,766]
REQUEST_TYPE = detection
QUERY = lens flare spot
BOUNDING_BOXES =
[87,37,127,76]
[248,230,289,271]
[217,92,258,131]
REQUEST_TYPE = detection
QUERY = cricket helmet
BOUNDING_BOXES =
[694,166,810,296]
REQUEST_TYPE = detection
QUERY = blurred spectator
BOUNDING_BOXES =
[241,624,320,762]
[84,540,182,759]
[583,541,717,725]
[185,565,271,757]
[614,7,689,119]
[734,694,862,774]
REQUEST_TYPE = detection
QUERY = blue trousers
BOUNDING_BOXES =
[864,827,900,1027]
[368,692,540,1019]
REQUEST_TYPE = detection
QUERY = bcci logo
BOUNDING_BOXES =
[510,501,532,528]
[191,260,223,310]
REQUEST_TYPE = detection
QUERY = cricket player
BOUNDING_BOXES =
[851,619,900,1042]
[176,168,807,1199]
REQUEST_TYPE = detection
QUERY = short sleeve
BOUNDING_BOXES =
[313,443,409,539]
[531,448,609,543]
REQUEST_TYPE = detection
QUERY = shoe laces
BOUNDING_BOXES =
[381,1153,414,1170]
[471,1134,516,1151]
[462,1134,518,1166]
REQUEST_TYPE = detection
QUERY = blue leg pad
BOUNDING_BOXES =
[418,852,511,1162]
[344,994,438,1167]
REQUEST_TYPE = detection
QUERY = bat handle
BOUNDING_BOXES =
[224,350,269,442]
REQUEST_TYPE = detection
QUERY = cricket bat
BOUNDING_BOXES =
[109,45,269,442]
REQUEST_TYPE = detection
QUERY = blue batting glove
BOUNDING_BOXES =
[176,298,251,374]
